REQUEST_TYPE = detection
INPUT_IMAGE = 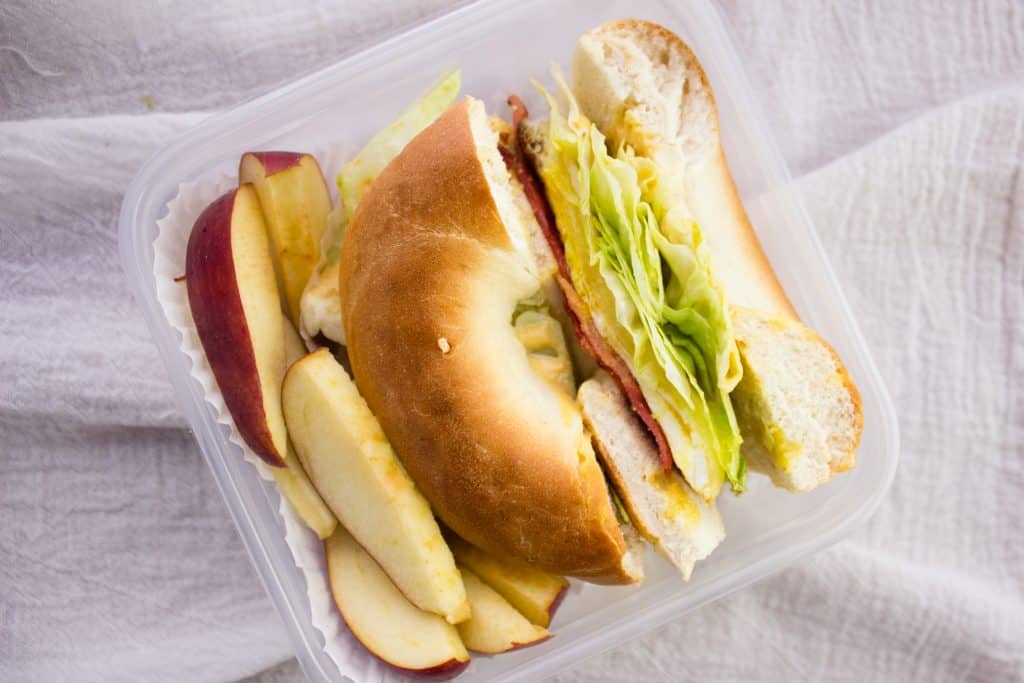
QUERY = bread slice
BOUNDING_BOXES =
[572,20,863,492]
[731,307,862,490]
[579,372,724,579]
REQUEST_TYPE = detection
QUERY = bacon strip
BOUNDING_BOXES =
[503,95,673,472]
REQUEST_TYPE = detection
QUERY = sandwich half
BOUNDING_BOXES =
[513,19,863,501]
[571,20,863,492]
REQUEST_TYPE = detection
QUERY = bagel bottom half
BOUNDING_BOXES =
[339,98,642,584]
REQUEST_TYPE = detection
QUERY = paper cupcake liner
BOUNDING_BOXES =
[152,145,385,683]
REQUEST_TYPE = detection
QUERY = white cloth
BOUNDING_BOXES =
[1,1,1021,682]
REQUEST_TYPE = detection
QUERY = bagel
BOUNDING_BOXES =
[339,99,642,584]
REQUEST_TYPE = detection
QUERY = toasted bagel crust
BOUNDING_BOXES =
[339,100,638,584]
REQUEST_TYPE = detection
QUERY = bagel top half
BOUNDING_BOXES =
[338,99,641,584]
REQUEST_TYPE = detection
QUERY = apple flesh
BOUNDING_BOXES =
[447,534,568,627]
[264,321,338,539]
[325,528,470,677]
[239,152,331,328]
[283,349,469,623]
[270,443,337,539]
[456,567,550,654]
[281,317,309,363]
[186,184,287,467]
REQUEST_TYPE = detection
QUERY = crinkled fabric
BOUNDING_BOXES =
[1,1,1021,682]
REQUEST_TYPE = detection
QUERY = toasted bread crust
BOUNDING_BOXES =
[819,329,864,473]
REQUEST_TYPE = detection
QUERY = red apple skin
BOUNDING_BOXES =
[333,596,470,678]
[388,656,469,680]
[333,609,469,679]
[324,540,470,679]
[244,150,304,175]
[186,187,285,466]
[546,584,568,624]
[508,633,553,652]
[238,150,333,328]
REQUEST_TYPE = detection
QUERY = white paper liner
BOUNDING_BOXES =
[152,145,392,683]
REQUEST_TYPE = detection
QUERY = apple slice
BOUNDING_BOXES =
[447,535,568,627]
[281,317,309,363]
[270,443,337,539]
[456,568,550,654]
[326,528,470,677]
[264,320,337,539]
[186,185,287,466]
[283,349,469,623]
[239,152,331,327]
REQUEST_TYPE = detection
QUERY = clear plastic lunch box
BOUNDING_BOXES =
[118,0,899,680]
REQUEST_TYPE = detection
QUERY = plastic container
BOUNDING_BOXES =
[118,0,899,681]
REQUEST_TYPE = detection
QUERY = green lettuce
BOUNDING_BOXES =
[534,74,745,497]
[338,70,461,220]
[300,70,461,343]
[324,69,462,268]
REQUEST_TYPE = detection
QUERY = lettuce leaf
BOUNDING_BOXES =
[322,69,462,270]
[337,70,462,223]
[534,73,744,497]
[300,70,461,342]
